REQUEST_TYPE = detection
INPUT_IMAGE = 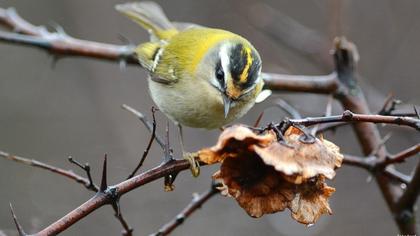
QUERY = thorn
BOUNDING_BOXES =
[100,154,108,192]
[164,172,178,192]
[9,203,26,236]
[378,92,395,115]
[50,54,61,69]
[112,200,121,217]
[119,59,127,71]
[253,111,264,127]
[117,34,134,46]
[49,21,68,38]
[414,105,420,119]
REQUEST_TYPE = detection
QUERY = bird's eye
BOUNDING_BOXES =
[215,61,224,83]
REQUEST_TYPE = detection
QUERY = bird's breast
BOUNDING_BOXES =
[148,76,255,129]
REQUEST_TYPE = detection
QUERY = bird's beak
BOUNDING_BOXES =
[222,94,232,118]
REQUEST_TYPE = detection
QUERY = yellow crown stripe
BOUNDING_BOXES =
[239,46,252,83]
[188,31,234,73]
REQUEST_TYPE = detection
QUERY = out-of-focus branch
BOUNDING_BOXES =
[242,1,333,70]
[397,161,420,210]
[0,8,137,63]
[330,37,415,234]
[150,183,220,236]
[262,72,339,94]
[382,144,420,166]
[342,154,374,169]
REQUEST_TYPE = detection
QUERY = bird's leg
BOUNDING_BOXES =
[177,123,200,177]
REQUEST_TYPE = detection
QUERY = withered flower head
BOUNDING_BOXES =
[199,125,343,225]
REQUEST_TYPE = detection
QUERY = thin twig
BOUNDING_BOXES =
[311,95,333,135]
[122,104,165,149]
[0,150,93,189]
[150,183,220,236]
[9,204,26,236]
[112,204,133,236]
[68,156,97,191]
[378,92,395,115]
[127,107,157,179]
[384,167,411,185]
[381,144,420,166]
[275,99,302,119]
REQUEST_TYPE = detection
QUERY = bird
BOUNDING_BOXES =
[116,2,264,176]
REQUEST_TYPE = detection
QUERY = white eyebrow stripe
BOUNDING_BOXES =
[151,47,164,72]
[219,44,230,83]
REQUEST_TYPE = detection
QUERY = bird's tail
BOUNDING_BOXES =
[115,2,178,41]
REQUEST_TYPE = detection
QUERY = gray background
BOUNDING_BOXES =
[0,1,419,235]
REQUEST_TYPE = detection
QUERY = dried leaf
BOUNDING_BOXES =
[199,125,343,225]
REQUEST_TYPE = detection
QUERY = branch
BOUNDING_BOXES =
[342,154,412,185]
[0,150,135,235]
[150,183,219,236]
[288,110,420,131]
[0,8,137,63]
[398,161,420,211]
[342,154,374,169]
[0,150,92,189]
[331,37,415,234]
[34,159,191,236]
[122,104,165,149]
[382,144,420,166]
[9,204,26,236]
[127,107,158,179]
[262,72,339,94]
[274,99,302,119]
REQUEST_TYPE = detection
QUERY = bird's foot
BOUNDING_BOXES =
[183,152,200,177]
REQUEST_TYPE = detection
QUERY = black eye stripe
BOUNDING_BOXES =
[215,60,225,85]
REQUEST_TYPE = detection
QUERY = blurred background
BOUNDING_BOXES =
[0,1,419,235]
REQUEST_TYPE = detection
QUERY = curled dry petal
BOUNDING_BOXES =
[254,127,343,183]
[199,125,343,225]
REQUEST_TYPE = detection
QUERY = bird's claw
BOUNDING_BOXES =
[183,152,200,177]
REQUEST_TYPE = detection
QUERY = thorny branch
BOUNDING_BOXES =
[0,6,419,236]
[0,151,134,236]
[1,108,418,235]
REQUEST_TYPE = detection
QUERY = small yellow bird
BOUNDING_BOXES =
[116,2,264,176]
